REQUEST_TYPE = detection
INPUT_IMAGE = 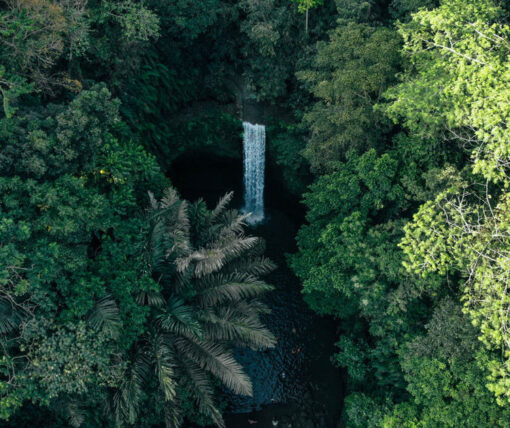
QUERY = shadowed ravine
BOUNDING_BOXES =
[169,154,345,428]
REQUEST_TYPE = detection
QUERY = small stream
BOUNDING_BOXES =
[169,154,344,428]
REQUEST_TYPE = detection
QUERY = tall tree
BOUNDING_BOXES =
[291,0,324,32]
[109,190,276,427]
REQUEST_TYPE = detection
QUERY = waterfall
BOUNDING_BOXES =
[242,122,266,224]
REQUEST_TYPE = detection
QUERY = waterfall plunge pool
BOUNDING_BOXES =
[168,152,345,428]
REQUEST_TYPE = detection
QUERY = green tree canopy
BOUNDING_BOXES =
[297,23,400,172]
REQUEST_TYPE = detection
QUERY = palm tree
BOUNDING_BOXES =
[108,189,276,427]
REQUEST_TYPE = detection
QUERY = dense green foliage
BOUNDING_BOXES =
[297,23,400,171]
[289,0,510,426]
[0,81,275,425]
[2,0,510,426]
[0,1,278,425]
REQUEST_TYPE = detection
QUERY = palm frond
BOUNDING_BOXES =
[65,400,87,428]
[175,250,220,277]
[175,337,253,396]
[217,209,251,238]
[136,290,165,307]
[177,236,259,278]
[150,220,190,270]
[163,400,183,428]
[109,351,151,426]
[194,277,273,307]
[157,297,203,339]
[229,299,272,316]
[180,361,225,428]
[87,295,121,339]
[159,188,181,210]
[211,192,234,221]
[0,298,22,335]
[171,271,194,295]
[148,188,191,262]
[196,272,250,288]
[174,199,190,236]
[200,308,276,350]
[151,332,177,401]
[149,220,169,271]
[148,191,159,211]
[215,236,259,261]
[222,256,276,276]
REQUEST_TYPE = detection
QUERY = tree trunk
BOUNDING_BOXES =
[305,8,309,33]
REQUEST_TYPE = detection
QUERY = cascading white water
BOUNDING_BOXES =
[242,122,266,224]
